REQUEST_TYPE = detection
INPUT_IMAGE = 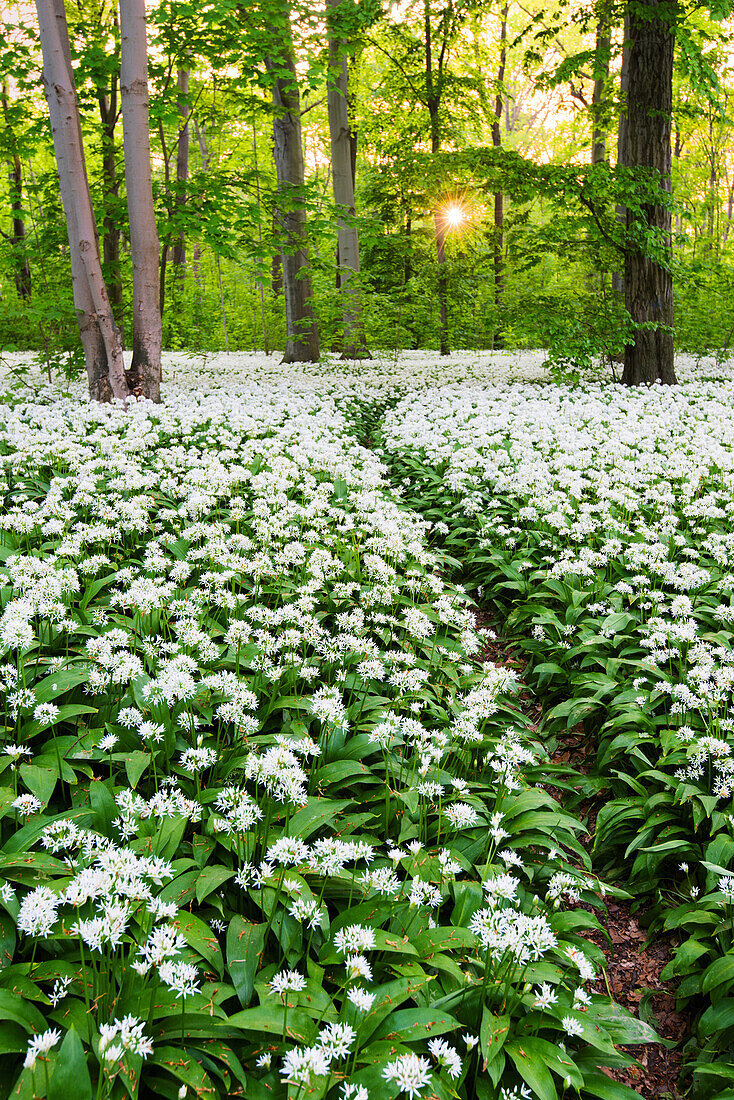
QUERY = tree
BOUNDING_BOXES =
[265,1,319,363]
[119,0,162,400]
[622,0,677,385]
[35,0,129,402]
[591,3,611,164]
[326,0,369,357]
[0,80,31,300]
[171,67,190,296]
[491,1,508,348]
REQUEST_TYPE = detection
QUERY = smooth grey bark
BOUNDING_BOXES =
[192,118,210,294]
[119,0,162,401]
[35,0,128,402]
[0,84,31,300]
[97,55,123,329]
[622,0,676,385]
[491,2,508,349]
[266,5,319,363]
[423,0,455,355]
[612,13,630,297]
[171,68,190,289]
[326,0,368,357]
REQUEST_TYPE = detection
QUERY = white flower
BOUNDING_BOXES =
[24,1027,61,1069]
[427,1037,462,1078]
[347,987,376,1011]
[12,794,42,816]
[159,960,200,997]
[562,1015,585,1037]
[383,1052,433,1098]
[269,970,306,996]
[533,982,558,1008]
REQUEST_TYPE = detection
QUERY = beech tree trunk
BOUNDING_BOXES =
[622,0,676,385]
[611,13,630,298]
[119,0,162,401]
[492,3,508,349]
[171,68,190,296]
[266,5,319,363]
[35,0,128,403]
[1,85,32,301]
[591,9,611,164]
[326,0,368,357]
[98,62,123,329]
[424,0,449,355]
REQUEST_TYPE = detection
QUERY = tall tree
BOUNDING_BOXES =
[0,82,31,300]
[95,14,124,329]
[171,67,190,296]
[326,0,368,357]
[119,0,162,400]
[35,0,128,402]
[491,2,508,348]
[591,4,611,164]
[622,0,677,385]
[266,2,319,363]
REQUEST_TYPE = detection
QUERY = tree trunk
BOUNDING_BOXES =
[266,5,319,363]
[622,0,676,385]
[1,85,32,301]
[119,0,162,401]
[492,2,508,349]
[424,0,449,355]
[591,10,611,164]
[35,0,128,402]
[612,12,630,297]
[98,63,123,329]
[171,68,190,294]
[326,0,368,357]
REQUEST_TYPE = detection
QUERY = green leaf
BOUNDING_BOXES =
[480,1009,510,1070]
[226,917,266,1008]
[149,1046,218,1097]
[89,780,118,837]
[512,1037,583,1088]
[592,1001,659,1045]
[32,668,89,702]
[0,913,16,967]
[702,954,734,994]
[49,1028,92,1100]
[372,1007,460,1042]
[287,798,353,839]
[196,865,234,904]
[507,1039,558,1100]
[124,751,151,789]
[174,911,224,977]
[18,764,56,804]
[228,1004,317,1044]
[0,989,47,1032]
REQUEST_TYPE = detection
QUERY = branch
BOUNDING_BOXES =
[300,95,327,117]
[367,36,424,104]
[577,187,628,256]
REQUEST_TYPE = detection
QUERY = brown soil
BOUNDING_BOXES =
[585,900,688,1099]
[475,608,690,1099]
[549,727,690,1098]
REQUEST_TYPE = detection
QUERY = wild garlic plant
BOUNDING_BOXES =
[378,357,734,1098]
[0,354,654,1100]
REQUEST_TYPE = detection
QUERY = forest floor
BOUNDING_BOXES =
[476,613,689,1100]
[3,347,722,1100]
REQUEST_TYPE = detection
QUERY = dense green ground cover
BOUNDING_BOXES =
[0,348,728,1099]
[377,354,734,1099]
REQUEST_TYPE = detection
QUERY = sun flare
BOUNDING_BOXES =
[444,204,466,228]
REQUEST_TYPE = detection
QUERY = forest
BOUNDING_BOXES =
[0,0,733,381]
[1,1,734,1099]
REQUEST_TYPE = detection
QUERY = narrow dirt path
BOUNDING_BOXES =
[477,609,689,1099]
